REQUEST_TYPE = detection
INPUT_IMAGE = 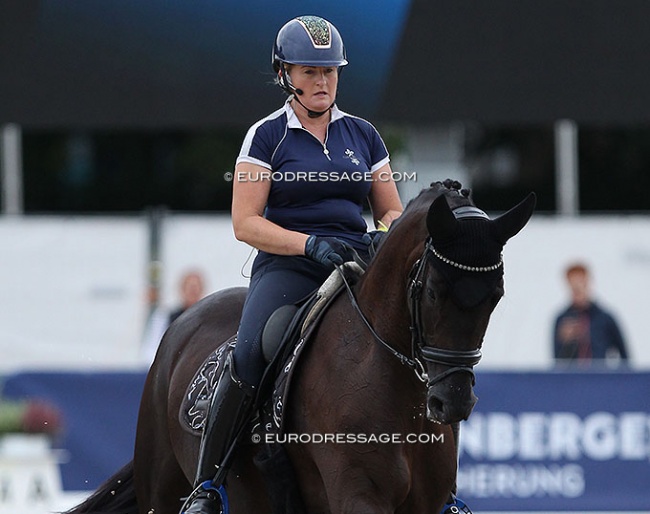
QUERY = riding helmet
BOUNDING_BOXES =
[272,15,348,72]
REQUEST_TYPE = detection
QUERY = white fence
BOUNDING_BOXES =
[1,213,649,372]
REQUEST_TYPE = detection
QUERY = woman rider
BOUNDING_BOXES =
[182,15,472,514]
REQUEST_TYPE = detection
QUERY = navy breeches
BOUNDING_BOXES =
[232,255,333,387]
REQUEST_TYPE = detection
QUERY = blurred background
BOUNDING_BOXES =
[1,1,649,513]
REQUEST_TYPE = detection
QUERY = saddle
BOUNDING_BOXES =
[179,261,364,435]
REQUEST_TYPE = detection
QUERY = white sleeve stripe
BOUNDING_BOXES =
[238,118,267,160]
[235,155,272,169]
[237,106,286,162]
[370,156,390,174]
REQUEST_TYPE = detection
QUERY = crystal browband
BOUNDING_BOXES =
[429,242,503,272]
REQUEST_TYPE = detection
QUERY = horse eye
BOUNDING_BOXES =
[426,286,436,300]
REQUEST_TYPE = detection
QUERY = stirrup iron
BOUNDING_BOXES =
[441,494,472,514]
[180,481,229,514]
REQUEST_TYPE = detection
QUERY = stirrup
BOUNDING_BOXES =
[441,494,472,514]
[180,481,229,514]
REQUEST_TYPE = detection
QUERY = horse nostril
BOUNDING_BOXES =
[426,394,446,421]
[426,386,478,424]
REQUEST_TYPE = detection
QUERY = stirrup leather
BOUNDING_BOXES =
[180,481,229,514]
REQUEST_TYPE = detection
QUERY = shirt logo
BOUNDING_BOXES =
[344,148,360,166]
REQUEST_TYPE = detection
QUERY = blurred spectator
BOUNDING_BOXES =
[167,270,206,324]
[553,262,629,367]
[141,269,207,364]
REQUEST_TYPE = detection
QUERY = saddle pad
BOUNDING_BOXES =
[301,260,364,332]
[180,337,236,435]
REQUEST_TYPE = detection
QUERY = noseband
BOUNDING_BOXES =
[339,232,501,385]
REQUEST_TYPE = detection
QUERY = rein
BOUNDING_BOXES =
[338,232,496,386]
[337,266,427,381]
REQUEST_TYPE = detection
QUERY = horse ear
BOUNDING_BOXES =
[492,192,536,244]
[427,195,458,240]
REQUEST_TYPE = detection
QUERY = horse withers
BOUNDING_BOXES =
[66,180,535,514]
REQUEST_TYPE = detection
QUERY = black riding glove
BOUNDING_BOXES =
[304,235,355,268]
[362,230,386,257]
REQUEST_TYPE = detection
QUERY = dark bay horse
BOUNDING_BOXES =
[67,181,535,514]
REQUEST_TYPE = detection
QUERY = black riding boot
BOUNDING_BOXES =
[440,422,473,514]
[180,354,255,514]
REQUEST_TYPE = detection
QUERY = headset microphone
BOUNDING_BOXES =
[278,63,328,117]
[280,67,303,96]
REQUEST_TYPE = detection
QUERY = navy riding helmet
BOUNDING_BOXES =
[272,15,348,97]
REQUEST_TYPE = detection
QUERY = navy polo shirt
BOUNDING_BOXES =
[236,100,390,256]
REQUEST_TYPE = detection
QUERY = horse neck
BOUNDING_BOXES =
[347,235,428,419]
[356,221,425,357]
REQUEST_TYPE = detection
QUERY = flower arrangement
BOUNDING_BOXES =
[0,399,63,436]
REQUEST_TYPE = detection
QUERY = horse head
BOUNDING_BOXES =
[361,180,535,425]
[414,181,535,423]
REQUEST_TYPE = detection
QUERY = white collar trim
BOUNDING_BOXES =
[284,97,344,128]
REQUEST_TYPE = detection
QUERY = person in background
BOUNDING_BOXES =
[168,270,206,324]
[553,262,629,367]
[140,269,207,364]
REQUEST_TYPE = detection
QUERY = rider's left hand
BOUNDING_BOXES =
[362,230,386,257]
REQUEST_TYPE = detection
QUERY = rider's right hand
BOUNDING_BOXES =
[304,235,355,268]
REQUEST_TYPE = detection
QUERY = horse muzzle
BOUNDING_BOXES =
[419,345,481,424]
[425,373,478,424]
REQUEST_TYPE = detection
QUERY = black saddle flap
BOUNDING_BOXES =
[262,304,299,362]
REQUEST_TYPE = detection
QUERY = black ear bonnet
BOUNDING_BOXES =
[425,193,536,309]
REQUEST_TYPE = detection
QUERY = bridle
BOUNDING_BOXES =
[406,237,487,386]
[338,209,502,386]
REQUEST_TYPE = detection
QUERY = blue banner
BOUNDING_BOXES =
[458,371,650,511]
[3,370,649,510]
[2,371,146,491]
